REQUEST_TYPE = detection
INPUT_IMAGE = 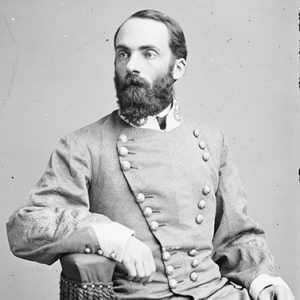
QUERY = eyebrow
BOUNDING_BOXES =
[115,44,160,52]
[115,44,130,51]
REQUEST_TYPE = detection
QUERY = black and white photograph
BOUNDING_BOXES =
[0,1,298,299]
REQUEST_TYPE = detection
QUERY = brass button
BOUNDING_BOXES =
[110,251,117,259]
[202,186,211,195]
[191,258,200,268]
[190,272,198,282]
[166,265,174,275]
[118,146,129,157]
[136,193,145,203]
[195,214,204,224]
[143,207,153,217]
[198,141,206,150]
[169,278,178,289]
[150,221,159,231]
[162,251,171,261]
[84,247,91,254]
[119,134,128,142]
[202,152,210,161]
[97,249,104,256]
[188,249,198,256]
[193,128,200,138]
[198,200,206,209]
[121,160,131,171]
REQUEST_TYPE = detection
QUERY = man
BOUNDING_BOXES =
[7,10,294,300]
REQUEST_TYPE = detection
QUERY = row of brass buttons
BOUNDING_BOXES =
[188,248,200,283]
[194,128,211,225]
[193,128,210,162]
[118,132,204,288]
[162,129,212,289]
[134,192,163,231]
[166,129,212,287]
[164,246,203,289]
[118,134,134,172]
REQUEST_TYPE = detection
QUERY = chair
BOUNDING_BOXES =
[60,253,116,300]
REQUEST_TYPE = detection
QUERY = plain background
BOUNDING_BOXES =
[0,1,299,299]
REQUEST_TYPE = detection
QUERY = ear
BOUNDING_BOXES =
[172,58,186,80]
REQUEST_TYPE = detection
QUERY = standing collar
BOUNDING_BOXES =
[118,99,182,132]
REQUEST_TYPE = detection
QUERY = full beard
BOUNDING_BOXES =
[114,66,175,126]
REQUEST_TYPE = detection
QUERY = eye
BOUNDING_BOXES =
[144,50,157,59]
[117,50,129,59]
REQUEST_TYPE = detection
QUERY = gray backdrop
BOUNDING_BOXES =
[0,1,299,299]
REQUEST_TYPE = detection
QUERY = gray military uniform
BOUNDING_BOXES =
[7,111,274,299]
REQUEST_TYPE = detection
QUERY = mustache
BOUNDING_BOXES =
[119,73,151,90]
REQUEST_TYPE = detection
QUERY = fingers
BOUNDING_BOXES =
[141,255,156,284]
[122,237,156,284]
[133,248,155,283]
[134,259,146,282]
[122,258,136,281]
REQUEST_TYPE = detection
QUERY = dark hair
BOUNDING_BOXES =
[114,9,187,60]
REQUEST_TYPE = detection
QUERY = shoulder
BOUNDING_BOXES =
[50,110,120,158]
[74,110,118,138]
[62,110,120,145]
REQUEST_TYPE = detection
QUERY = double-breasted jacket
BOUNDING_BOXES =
[7,111,274,299]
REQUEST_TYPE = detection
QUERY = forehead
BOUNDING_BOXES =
[115,18,171,51]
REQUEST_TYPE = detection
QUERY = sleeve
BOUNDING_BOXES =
[212,131,275,289]
[6,134,114,265]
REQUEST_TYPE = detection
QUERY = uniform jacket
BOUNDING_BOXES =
[7,110,275,299]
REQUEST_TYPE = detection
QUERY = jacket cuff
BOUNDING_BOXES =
[249,273,289,300]
[91,222,135,262]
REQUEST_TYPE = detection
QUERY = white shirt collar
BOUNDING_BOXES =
[118,99,182,132]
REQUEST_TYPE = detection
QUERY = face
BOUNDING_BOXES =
[114,17,174,86]
[114,18,184,125]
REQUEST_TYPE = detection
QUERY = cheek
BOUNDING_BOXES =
[147,65,170,83]
[141,65,164,84]
[115,63,126,79]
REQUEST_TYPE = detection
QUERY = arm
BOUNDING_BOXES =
[6,133,156,283]
[212,131,275,289]
[6,134,117,265]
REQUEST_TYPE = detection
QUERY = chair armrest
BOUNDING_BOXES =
[60,253,116,283]
[60,253,116,299]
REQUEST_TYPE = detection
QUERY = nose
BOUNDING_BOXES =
[126,52,141,74]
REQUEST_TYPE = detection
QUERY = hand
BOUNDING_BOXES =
[258,284,295,300]
[122,236,156,284]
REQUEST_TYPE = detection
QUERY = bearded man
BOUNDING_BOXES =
[7,9,294,300]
